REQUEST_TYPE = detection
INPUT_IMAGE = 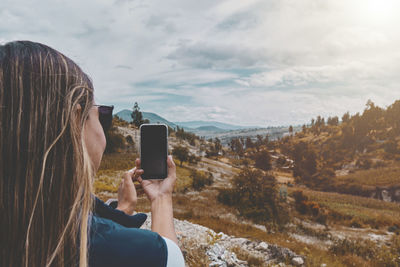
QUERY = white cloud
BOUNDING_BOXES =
[1,0,400,126]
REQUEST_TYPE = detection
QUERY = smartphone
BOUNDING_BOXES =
[140,124,168,179]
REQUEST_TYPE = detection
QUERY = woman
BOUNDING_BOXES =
[0,41,184,267]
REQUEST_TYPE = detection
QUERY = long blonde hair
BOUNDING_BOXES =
[0,41,95,267]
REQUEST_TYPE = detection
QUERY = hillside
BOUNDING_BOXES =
[275,99,400,202]
[115,109,178,129]
[95,123,400,266]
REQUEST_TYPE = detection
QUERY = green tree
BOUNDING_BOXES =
[292,142,317,184]
[131,102,145,127]
[214,137,222,154]
[245,137,254,149]
[342,112,350,123]
[218,168,285,224]
[190,170,213,191]
[327,116,339,126]
[172,145,189,166]
[288,125,293,135]
[229,138,244,157]
[254,150,272,171]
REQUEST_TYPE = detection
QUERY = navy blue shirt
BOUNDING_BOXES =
[89,215,168,267]
[89,198,168,267]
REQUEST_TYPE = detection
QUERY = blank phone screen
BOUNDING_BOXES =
[140,124,168,179]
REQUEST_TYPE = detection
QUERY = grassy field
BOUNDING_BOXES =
[335,165,400,187]
[295,187,400,228]
[95,152,195,194]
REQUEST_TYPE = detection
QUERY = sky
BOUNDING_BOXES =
[1,0,400,127]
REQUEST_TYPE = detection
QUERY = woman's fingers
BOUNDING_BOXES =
[135,158,141,169]
[167,155,176,176]
[133,169,144,179]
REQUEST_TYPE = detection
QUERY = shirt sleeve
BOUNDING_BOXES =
[162,237,185,267]
[93,196,147,228]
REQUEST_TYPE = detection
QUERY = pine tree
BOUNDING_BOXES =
[289,125,293,135]
[131,102,144,127]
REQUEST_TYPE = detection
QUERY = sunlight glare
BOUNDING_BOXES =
[361,0,398,24]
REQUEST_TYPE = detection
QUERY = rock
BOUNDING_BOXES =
[382,190,392,202]
[320,264,327,267]
[292,257,304,266]
[256,241,269,251]
[206,243,247,267]
[141,212,303,266]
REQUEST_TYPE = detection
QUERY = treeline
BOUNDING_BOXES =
[175,126,199,145]
[299,99,400,155]
[279,99,400,191]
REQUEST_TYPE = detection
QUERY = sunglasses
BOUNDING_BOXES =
[93,105,114,133]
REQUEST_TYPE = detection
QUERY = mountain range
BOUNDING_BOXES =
[115,109,299,144]
[115,109,259,132]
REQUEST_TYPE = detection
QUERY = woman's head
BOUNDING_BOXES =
[0,41,96,267]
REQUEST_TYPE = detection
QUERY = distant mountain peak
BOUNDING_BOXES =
[115,109,177,129]
[173,120,261,131]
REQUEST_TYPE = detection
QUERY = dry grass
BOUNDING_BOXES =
[295,187,400,227]
[336,166,400,187]
[179,237,211,267]
[175,164,194,192]
[98,152,139,171]
[97,152,193,192]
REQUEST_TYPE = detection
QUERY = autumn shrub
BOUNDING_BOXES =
[217,168,288,224]
[292,190,325,222]
[105,126,126,153]
[356,157,372,170]
[188,154,201,165]
[191,170,213,191]
[349,218,364,228]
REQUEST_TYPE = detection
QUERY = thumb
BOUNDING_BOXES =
[167,155,176,176]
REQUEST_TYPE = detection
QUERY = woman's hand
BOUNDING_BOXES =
[116,167,144,215]
[136,155,177,202]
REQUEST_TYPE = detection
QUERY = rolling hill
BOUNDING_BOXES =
[173,120,260,130]
[115,109,178,129]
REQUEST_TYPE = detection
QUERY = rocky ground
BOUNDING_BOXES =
[141,212,305,267]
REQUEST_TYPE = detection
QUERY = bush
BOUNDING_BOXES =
[253,150,272,171]
[112,115,130,127]
[356,158,372,170]
[217,167,287,224]
[191,170,213,191]
[188,154,201,165]
[172,145,189,166]
[175,126,198,144]
[276,156,287,167]
[293,190,309,214]
[349,218,364,228]
[105,127,126,153]
[217,188,237,206]
[292,190,323,219]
